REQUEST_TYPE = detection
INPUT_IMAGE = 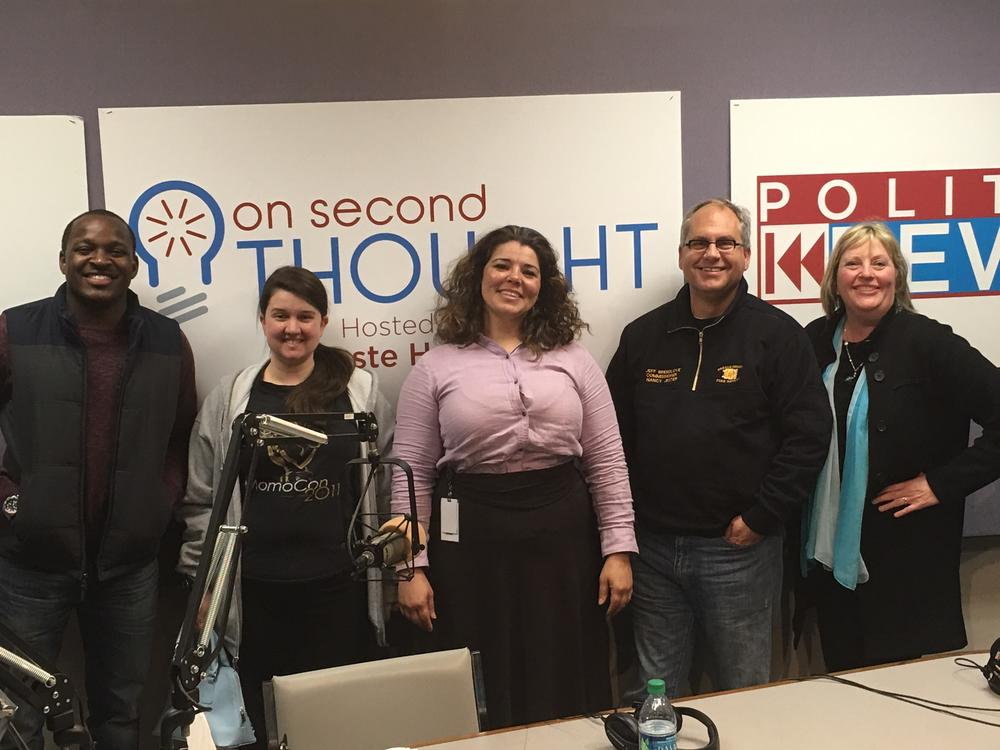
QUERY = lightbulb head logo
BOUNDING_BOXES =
[129,180,225,287]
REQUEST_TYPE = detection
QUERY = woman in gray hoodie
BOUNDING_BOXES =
[176,266,394,749]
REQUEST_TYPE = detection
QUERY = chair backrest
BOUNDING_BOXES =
[267,648,481,750]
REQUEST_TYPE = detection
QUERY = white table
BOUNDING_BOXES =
[416,653,1000,749]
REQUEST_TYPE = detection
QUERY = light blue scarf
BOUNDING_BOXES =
[802,318,870,590]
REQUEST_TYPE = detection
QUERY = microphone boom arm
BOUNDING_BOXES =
[161,410,393,750]
[346,449,424,572]
[0,617,91,749]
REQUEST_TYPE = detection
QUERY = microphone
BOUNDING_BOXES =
[353,516,426,571]
[256,414,328,444]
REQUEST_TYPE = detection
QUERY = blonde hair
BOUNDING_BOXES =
[819,221,914,317]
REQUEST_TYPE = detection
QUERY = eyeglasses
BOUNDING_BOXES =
[683,238,745,253]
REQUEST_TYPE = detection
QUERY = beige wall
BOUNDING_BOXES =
[960,536,1000,652]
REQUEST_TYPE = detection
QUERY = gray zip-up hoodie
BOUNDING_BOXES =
[176,361,395,652]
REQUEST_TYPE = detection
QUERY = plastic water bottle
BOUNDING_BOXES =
[637,678,677,750]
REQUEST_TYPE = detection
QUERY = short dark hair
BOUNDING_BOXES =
[61,209,136,255]
[434,225,588,353]
[259,266,355,413]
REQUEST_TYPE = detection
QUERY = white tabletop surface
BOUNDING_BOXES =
[415,653,1000,749]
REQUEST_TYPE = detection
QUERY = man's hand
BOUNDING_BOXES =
[724,515,764,546]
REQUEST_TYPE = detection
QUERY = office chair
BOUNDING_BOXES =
[263,648,486,750]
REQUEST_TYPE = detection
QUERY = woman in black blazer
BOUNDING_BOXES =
[801,220,1000,671]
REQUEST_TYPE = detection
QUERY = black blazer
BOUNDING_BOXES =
[805,307,1000,659]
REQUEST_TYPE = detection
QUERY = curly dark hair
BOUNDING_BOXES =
[434,225,588,353]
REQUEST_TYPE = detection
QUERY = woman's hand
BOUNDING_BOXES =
[873,472,941,518]
[598,552,633,617]
[398,567,436,632]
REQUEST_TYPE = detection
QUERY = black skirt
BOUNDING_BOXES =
[425,460,610,729]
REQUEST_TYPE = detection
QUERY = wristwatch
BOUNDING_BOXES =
[2,494,17,520]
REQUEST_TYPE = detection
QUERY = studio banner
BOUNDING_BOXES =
[731,92,1000,535]
[0,115,89,308]
[99,93,684,403]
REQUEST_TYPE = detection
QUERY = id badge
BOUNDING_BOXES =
[440,497,460,543]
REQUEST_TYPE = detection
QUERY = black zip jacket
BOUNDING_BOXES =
[606,280,831,536]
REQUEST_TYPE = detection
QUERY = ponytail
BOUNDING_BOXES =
[284,344,355,413]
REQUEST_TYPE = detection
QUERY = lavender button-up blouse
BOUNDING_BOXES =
[391,336,637,566]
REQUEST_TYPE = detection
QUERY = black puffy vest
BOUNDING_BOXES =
[0,286,182,578]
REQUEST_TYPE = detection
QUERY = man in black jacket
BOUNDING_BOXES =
[0,210,197,750]
[607,198,830,698]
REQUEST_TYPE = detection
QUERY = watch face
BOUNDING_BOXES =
[2,495,17,517]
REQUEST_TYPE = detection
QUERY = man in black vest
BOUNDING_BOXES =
[0,210,197,750]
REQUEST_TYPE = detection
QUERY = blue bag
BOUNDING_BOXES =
[198,635,257,748]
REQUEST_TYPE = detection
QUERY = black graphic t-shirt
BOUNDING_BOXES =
[239,374,359,582]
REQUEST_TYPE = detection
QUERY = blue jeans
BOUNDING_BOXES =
[631,528,782,699]
[0,557,158,750]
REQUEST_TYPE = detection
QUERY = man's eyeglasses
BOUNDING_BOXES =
[683,238,745,253]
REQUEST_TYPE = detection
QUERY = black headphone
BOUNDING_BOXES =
[983,637,1000,696]
[604,702,720,750]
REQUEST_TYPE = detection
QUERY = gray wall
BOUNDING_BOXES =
[3,0,999,208]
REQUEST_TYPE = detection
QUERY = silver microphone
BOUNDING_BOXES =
[353,529,411,570]
[256,414,328,444]
[352,517,427,570]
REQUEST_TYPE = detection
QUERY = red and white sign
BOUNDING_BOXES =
[731,92,1000,535]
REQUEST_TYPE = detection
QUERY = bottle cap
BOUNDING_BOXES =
[646,678,666,696]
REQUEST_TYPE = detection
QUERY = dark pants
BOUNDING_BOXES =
[0,557,158,750]
[237,575,372,750]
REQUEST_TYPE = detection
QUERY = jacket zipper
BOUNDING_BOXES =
[668,313,727,393]
[692,330,705,391]
[72,322,89,596]
[227,377,245,659]
[95,319,138,577]
[80,343,88,598]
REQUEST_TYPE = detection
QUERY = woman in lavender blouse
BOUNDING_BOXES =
[391,225,637,728]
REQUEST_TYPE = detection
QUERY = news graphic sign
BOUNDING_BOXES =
[731,92,1000,535]
[0,116,89,308]
[99,94,684,402]
[757,169,1000,305]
